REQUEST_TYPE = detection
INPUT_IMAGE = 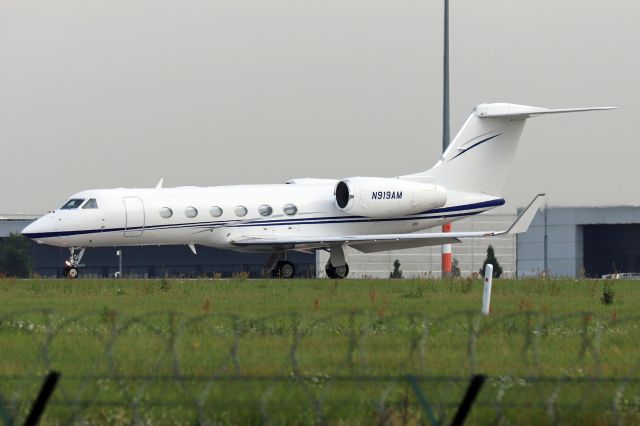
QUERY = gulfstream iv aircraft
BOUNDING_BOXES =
[22,103,614,279]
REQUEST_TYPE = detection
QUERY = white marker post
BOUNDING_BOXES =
[482,264,493,315]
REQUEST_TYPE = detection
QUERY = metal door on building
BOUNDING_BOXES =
[123,197,145,237]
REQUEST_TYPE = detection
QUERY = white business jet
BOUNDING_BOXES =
[22,103,614,279]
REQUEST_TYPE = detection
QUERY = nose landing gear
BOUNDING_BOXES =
[63,247,85,279]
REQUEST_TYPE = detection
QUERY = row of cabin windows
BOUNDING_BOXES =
[60,198,98,209]
[158,203,297,219]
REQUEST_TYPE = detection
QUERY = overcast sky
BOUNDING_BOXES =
[1,0,637,214]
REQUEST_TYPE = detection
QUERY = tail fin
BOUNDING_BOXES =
[403,103,616,196]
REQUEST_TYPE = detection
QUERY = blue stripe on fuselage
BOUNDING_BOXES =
[21,198,504,239]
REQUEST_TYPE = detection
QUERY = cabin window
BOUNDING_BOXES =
[258,204,273,217]
[235,206,248,217]
[209,206,223,217]
[283,203,297,215]
[82,199,98,209]
[185,206,198,218]
[60,199,85,209]
[159,207,173,218]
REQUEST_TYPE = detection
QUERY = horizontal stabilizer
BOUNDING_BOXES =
[475,103,617,119]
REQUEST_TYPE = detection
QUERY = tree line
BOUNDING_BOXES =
[0,234,32,277]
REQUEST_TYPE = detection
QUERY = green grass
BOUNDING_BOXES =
[1,277,639,425]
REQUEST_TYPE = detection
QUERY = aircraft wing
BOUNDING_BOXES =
[228,194,545,252]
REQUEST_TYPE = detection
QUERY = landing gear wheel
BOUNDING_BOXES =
[68,267,79,279]
[273,260,295,279]
[64,266,79,279]
[325,261,349,279]
[279,261,295,279]
[63,247,85,280]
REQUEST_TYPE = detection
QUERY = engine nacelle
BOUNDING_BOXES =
[334,177,447,218]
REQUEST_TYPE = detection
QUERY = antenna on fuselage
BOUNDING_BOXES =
[155,178,164,189]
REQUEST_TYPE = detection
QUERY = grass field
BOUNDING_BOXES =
[1,277,640,425]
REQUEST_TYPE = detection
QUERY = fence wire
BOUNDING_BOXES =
[2,309,640,425]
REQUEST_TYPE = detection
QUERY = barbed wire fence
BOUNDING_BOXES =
[2,308,640,424]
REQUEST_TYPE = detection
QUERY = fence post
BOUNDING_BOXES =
[482,264,493,315]
[406,375,439,426]
[450,374,486,426]
[24,371,60,426]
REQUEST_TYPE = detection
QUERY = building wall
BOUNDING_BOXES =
[517,207,640,278]
[316,213,517,278]
[0,217,35,237]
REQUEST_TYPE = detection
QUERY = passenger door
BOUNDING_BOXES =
[123,197,145,237]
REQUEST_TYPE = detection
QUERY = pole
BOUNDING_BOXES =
[442,223,452,277]
[441,0,452,278]
[442,0,450,153]
[543,203,548,276]
[482,264,493,315]
[116,249,122,278]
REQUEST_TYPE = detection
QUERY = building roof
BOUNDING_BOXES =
[0,214,40,221]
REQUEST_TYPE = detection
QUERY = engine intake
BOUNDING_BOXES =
[334,177,446,218]
[335,181,351,209]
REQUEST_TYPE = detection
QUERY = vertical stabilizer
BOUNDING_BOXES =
[402,103,616,196]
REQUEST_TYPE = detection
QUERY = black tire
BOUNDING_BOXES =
[325,261,349,279]
[335,263,349,279]
[325,261,336,279]
[67,266,79,279]
[273,260,295,279]
[280,261,295,279]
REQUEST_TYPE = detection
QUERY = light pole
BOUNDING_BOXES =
[441,0,452,278]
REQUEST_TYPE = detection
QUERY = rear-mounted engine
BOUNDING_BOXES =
[334,177,446,218]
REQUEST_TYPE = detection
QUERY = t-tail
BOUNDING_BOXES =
[402,103,616,196]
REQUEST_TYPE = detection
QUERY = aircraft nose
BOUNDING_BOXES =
[21,217,51,240]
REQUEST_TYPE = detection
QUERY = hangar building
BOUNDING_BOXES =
[517,207,640,278]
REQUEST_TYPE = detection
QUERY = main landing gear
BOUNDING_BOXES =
[325,261,349,279]
[274,260,295,279]
[325,245,349,279]
[265,251,296,279]
[63,247,85,279]
[265,246,350,280]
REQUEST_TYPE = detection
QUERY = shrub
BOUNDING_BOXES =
[452,258,461,278]
[480,245,503,278]
[390,259,403,279]
[159,278,172,291]
[232,271,250,280]
[601,282,615,305]
[0,234,32,278]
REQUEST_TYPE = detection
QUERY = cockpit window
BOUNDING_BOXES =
[82,199,98,209]
[60,199,85,209]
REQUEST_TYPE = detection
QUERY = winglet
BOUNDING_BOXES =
[502,193,545,235]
